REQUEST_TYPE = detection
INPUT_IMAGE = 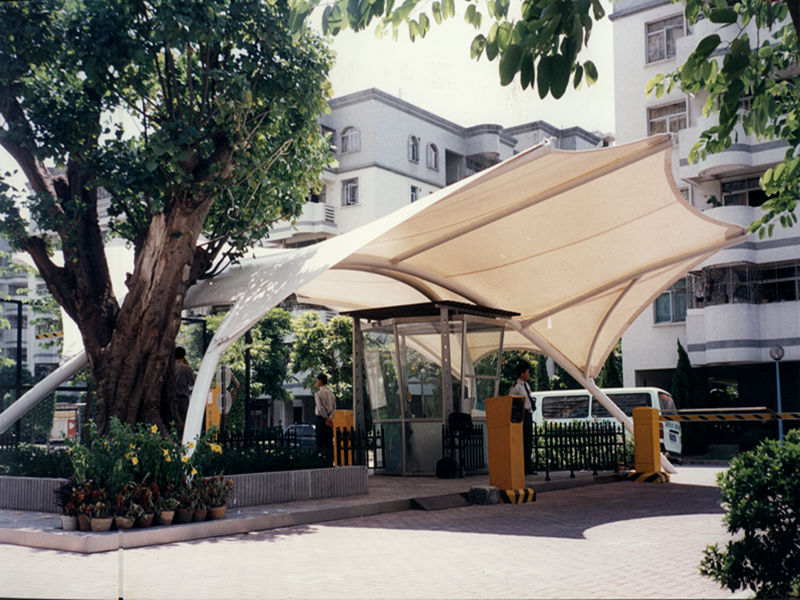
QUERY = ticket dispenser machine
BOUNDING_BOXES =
[486,395,526,490]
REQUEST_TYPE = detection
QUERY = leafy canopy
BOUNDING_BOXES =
[0,0,334,271]
[290,0,603,99]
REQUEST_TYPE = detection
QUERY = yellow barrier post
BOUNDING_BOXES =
[630,406,669,483]
[332,410,354,466]
[485,396,535,503]
[205,385,221,433]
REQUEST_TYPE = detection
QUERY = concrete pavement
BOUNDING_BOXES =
[0,466,746,599]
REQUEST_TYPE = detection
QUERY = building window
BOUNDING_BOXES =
[410,185,420,203]
[721,177,767,207]
[408,136,420,163]
[340,127,360,154]
[648,101,687,135]
[426,144,439,170]
[646,15,685,63]
[341,178,359,206]
[654,279,686,323]
[688,261,800,307]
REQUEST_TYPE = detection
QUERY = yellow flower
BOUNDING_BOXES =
[208,442,223,454]
[150,425,158,434]
[190,467,197,476]
[129,443,136,449]
[165,455,171,463]
[132,457,139,465]
[181,455,189,463]
[187,442,194,449]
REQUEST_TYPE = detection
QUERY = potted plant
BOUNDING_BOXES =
[54,479,80,531]
[131,482,156,528]
[155,496,179,526]
[113,483,144,529]
[205,475,234,520]
[88,500,112,532]
[190,477,209,522]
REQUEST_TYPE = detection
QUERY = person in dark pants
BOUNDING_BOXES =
[508,360,536,475]
[314,373,336,463]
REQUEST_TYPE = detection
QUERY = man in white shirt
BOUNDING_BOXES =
[509,360,535,475]
[314,373,336,463]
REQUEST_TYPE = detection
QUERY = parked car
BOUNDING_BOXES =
[284,423,316,448]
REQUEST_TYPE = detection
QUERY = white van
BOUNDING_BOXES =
[529,387,682,459]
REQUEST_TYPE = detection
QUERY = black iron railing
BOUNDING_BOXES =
[335,427,385,469]
[442,423,485,477]
[217,427,299,449]
[532,421,630,480]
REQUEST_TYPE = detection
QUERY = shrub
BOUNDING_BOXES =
[0,444,72,477]
[700,429,800,598]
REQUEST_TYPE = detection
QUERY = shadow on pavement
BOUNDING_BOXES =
[317,481,725,540]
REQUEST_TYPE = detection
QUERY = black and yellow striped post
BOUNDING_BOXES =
[36,332,63,339]
[499,488,536,504]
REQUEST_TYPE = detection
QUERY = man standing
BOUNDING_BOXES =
[509,360,536,475]
[314,373,336,462]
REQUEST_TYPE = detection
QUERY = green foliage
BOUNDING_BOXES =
[700,429,800,598]
[290,0,603,99]
[647,0,800,235]
[671,339,702,410]
[191,443,331,476]
[290,313,353,404]
[0,443,71,477]
[596,341,622,388]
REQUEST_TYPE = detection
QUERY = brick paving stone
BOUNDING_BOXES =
[0,466,748,599]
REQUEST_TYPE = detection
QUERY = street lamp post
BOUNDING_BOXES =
[769,345,785,444]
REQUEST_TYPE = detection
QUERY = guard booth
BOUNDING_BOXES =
[346,302,517,476]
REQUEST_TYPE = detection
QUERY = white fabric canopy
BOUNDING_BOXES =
[179,134,746,448]
[0,134,747,455]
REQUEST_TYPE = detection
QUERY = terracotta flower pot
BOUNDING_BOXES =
[208,505,227,520]
[90,516,113,532]
[114,516,134,530]
[77,514,90,532]
[174,508,193,524]
[193,508,208,522]
[156,510,174,526]
[60,515,78,531]
[135,512,154,528]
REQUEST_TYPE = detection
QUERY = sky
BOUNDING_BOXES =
[325,15,615,134]
[0,6,616,188]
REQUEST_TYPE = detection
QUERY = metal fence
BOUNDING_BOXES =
[335,427,385,469]
[442,423,485,477]
[217,427,299,449]
[532,421,630,480]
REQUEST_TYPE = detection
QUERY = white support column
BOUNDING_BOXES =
[0,351,88,435]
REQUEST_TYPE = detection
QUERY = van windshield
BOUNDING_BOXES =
[542,394,589,419]
[592,392,651,418]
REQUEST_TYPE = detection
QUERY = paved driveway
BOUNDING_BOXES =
[0,466,744,599]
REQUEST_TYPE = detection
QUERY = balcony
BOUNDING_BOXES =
[267,202,338,245]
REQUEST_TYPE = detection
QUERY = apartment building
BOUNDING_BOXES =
[265,88,604,424]
[612,1,800,411]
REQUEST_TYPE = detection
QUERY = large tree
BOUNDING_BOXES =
[0,0,333,432]
[291,0,800,234]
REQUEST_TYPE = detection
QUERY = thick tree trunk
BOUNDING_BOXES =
[89,199,211,433]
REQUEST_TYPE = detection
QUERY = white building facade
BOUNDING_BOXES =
[612,0,800,411]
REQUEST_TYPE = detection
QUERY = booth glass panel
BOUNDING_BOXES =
[404,422,443,474]
[396,322,445,420]
[363,328,401,420]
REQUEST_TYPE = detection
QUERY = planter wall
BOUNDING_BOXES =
[0,466,368,514]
